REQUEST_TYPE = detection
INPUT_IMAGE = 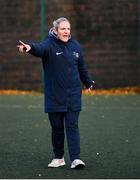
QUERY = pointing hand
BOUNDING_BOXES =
[17,40,31,53]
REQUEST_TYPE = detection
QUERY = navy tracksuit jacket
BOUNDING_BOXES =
[29,30,93,112]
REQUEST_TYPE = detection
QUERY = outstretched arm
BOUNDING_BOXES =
[17,39,49,58]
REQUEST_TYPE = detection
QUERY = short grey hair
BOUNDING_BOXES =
[53,17,70,30]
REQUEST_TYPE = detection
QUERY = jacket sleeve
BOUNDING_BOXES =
[78,48,94,89]
[28,39,49,58]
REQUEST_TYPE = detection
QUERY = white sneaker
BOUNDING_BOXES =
[71,159,85,169]
[48,158,66,168]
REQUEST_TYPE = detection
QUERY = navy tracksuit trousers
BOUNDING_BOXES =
[48,110,80,162]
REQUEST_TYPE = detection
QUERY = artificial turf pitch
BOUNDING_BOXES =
[0,94,140,179]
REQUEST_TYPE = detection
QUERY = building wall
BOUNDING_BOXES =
[0,0,139,90]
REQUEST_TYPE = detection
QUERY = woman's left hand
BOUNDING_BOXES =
[87,81,95,93]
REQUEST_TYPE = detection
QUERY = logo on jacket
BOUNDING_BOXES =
[73,52,79,58]
[56,52,63,55]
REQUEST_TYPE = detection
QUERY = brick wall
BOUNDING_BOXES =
[73,0,139,89]
[0,1,42,91]
[0,0,139,90]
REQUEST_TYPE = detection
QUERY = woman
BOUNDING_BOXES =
[17,17,94,169]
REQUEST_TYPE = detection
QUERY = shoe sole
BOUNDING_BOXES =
[71,164,85,169]
[48,163,66,168]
